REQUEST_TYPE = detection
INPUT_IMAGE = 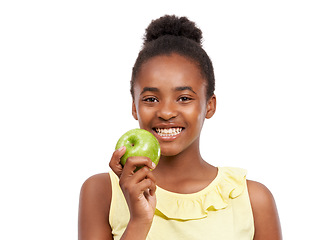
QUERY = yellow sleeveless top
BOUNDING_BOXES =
[109,167,254,240]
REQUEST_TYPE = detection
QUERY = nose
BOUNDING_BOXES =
[157,100,178,121]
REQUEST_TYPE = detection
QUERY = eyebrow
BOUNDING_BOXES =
[140,87,159,95]
[140,86,197,95]
[175,86,197,94]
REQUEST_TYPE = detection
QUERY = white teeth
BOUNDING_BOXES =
[155,128,183,137]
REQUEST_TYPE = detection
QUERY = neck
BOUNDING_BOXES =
[152,138,218,193]
[154,138,206,178]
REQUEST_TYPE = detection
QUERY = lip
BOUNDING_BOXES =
[151,125,185,142]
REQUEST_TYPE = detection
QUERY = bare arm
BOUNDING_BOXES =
[247,180,282,240]
[78,173,113,240]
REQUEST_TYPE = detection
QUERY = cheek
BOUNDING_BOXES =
[136,106,154,125]
[186,103,207,121]
[188,104,208,131]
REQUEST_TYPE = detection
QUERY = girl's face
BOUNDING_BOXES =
[132,53,216,157]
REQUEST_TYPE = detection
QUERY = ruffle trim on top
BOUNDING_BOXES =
[155,167,247,220]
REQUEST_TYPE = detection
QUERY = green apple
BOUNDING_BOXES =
[115,128,161,168]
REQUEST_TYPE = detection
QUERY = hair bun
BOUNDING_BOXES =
[144,15,202,46]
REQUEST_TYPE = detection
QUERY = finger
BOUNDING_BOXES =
[109,146,126,177]
[122,156,156,176]
[137,178,157,196]
[132,166,156,184]
[148,181,157,196]
[120,167,156,198]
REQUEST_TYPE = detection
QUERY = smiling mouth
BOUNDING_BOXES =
[154,127,183,137]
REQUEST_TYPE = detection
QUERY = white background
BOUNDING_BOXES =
[1,0,319,239]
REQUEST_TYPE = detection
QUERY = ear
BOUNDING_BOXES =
[205,95,216,119]
[132,100,138,120]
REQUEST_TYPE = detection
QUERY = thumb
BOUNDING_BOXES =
[109,146,126,177]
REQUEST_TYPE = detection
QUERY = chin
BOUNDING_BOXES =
[159,146,183,158]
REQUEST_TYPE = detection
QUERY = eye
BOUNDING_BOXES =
[178,96,193,102]
[143,97,159,103]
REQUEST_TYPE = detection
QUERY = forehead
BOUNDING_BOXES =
[135,54,206,92]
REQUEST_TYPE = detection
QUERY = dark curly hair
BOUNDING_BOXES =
[130,15,215,101]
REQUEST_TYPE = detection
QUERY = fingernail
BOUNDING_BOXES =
[151,162,156,169]
[118,146,125,151]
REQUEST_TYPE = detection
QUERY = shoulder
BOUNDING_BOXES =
[246,180,274,205]
[246,180,282,239]
[78,173,113,240]
[81,172,112,194]
[80,173,112,211]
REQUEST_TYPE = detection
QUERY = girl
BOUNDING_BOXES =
[78,15,282,240]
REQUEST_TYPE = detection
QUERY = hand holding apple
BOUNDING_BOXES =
[111,129,160,228]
